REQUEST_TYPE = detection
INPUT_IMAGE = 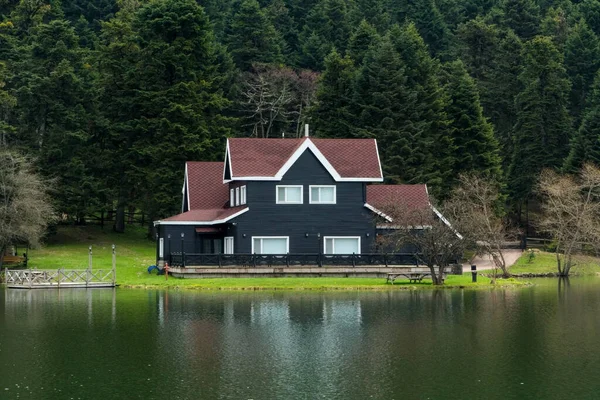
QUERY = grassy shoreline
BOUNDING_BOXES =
[2,226,532,291]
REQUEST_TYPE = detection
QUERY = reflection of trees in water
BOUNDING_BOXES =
[558,276,570,301]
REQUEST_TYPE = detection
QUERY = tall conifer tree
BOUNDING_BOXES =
[227,0,283,70]
[564,19,600,126]
[564,72,600,172]
[441,60,502,182]
[312,50,356,139]
[509,36,572,208]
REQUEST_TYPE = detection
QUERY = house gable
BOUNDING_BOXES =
[224,137,383,182]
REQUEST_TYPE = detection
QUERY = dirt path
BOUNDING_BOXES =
[462,249,523,271]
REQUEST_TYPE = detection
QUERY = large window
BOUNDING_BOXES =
[276,185,303,204]
[324,237,361,254]
[309,185,336,204]
[252,237,289,254]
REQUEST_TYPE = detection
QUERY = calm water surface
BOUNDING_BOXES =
[1,279,600,399]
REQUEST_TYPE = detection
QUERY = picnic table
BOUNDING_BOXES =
[386,272,445,284]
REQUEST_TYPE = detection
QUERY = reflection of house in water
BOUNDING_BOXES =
[288,294,324,324]
[323,298,362,325]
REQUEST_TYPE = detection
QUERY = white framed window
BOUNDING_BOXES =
[252,236,289,254]
[309,185,336,204]
[230,188,234,207]
[159,238,164,258]
[323,236,361,254]
[224,237,234,254]
[235,187,240,206]
[276,185,303,204]
[240,185,247,205]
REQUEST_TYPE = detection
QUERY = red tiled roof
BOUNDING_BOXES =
[366,185,430,212]
[312,139,381,178]
[160,207,247,223]
[227,138,382,180]
[228,138,302,177]
[186,162,229,210]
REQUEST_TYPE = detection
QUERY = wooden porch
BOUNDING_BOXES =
[166,253,461,278]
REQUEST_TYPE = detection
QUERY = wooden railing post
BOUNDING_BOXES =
[352,253,356,267]
[218,253,222,268]
[182,252,186,268]
[112,245,116,286]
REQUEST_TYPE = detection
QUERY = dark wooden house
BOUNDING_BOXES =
[154,136,431,263]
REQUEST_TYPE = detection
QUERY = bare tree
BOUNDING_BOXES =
[293,70,318,137]
[240,64,319,138]
[0,149,55,268]
[445,174,517,279]
[537,164,600,276]
[378,201,464,285]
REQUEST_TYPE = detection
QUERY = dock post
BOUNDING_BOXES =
[112,245,116,286]
[471,265,477,283]
[58,269,61,289]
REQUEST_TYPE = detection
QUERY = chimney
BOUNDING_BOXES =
[304,124,309,138]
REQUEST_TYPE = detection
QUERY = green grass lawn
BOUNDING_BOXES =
[13,226,527,290]
[511,250,600,275]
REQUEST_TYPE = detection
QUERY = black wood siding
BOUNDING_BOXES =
[231,150,376,254]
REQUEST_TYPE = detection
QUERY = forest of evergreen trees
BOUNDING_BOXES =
[1,0,598,233]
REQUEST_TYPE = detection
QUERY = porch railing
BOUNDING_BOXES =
[166,253,454,268]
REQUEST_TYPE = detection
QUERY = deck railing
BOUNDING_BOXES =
[4,268,116,288]
[167,252,453,268]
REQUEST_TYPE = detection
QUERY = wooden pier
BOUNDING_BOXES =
[4,245,117,289]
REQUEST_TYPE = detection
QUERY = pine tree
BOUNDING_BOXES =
[266,0,300,66]
[299,0,354,70]
[498,0,541,40]
[564,72,600,172]
[540,7,569,50]
[441,60,502,182]
[11,19,100,221]
[580,0,600,37]
[389,23,454,195]
[346,19,379,65]
[311,49,356,138]
[353,0,390,32]
[509,36,572,207]
[353,36,425,185]
[99,0,234,229]
[564,19,600,126]
[406,0,454,59]
[488,29,524,168]
[0,62,16,146]
[227,0,283,70]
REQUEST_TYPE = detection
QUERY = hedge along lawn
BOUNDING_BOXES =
[21,226,528,290]
[511,250,600,275]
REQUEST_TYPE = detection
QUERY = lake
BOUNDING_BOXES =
[1,279,600,399]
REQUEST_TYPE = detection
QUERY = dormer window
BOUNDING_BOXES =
[235,187,240,206]
[230,188,234,207]
[276,185,303,204]
[309,185,336,204]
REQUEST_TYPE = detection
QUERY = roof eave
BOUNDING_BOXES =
[154,208,249,226]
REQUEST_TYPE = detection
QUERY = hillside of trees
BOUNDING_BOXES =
[0,0,598,234]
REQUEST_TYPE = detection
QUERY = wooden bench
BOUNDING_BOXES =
[386,272,445,284]
[3,255,27,266]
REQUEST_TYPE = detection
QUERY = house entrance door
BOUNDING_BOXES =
[201,237,223,254]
